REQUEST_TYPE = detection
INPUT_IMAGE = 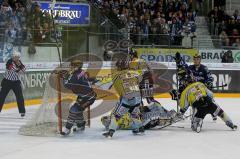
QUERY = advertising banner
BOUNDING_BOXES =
[1,65,240,103]
[94,68,240,94]
[0,71,52,103]
[199,49,240,63]
[137,48,240,63]
[39,1,90,26]
[135,48,197,62]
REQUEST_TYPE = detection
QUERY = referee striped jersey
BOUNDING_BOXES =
[4,59,26,81]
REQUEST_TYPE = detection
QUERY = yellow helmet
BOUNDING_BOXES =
[193,53,201,59]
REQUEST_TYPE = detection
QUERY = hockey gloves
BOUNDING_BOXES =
[205,81,213,90]
[169,89,179,100]
[174,52,182,64]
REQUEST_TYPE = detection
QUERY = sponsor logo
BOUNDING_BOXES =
[140,54,191,62]
[234,51,240,63]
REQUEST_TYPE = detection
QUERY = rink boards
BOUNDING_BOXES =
[1,62,240,109]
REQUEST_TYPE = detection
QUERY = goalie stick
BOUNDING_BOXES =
[151,114,191,130]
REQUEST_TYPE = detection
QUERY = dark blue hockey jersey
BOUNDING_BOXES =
[64,68,94,98]
[188,64,213,86]
[176,58,213,94]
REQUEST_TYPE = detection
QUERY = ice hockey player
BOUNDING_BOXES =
[97,59,144,138]
[171,54,237,133]
[101,101,178,130]
[190,54,217,120]
[172,52,216,120]
[189,54,214,89]
[60,60,96,136]
[128,49,156,104]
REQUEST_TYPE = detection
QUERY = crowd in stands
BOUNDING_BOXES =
[0,0,27,44]
[0,0,62,45]
[91,0,197,46]
[208,5,240,49]
[28,2,62,43]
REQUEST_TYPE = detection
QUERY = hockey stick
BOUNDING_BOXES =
[152,114,191,130]
[169,125,185,128]
[211,84,227,89]
[175,61,180,113]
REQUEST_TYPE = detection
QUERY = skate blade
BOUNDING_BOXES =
[60,132,71,136]
[73,127,85,132]
[232,126,238,131]
[133,132,145,136]
[103,135,113,139]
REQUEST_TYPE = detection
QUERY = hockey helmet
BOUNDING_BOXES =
[129,49,138,58]
[178,67,194,84]
[70,59,83,68]
[193,53,201,59]
[177,67,187,78]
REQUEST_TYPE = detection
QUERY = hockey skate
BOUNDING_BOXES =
[226,121,238,130]
[60,128,71,136]
[191,118,203,133]
[103,129,115,138]
[212,114,217,121]
[132,127,145,135]
[212,116,217,121]
[73,121,86,132]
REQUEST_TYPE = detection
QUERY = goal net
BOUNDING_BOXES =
[19,72,90,137]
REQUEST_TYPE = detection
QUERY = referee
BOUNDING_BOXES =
[0,51,26,117]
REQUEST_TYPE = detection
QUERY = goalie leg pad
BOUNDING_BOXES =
[130,107,142,130]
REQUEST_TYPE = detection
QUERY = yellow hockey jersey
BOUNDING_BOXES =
[98,70,142,98]
[180,82,213,111]
[129,58,149,72]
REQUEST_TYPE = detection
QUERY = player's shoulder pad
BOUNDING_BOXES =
[201,64,209,71]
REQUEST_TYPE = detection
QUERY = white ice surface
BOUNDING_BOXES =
[0,98,239,159]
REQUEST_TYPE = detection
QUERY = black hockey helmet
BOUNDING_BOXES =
[70,59,83,68]
[129,49,138,58]
[178,67,195,84]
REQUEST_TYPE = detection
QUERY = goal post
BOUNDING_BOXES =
[19,72,91,136]
[57,73,63,134]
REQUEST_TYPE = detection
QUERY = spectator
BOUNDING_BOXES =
[169,17,183,45]
[221,50,234,63]
[233,10,239,20]
[5,22,18,43]
[208,5,240,49]
[219,30,230,46]
[92,0,197,46]
[0,0,28,44]
[42,22,50,42]
[196,0,203,15]
[230,29,239,47]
